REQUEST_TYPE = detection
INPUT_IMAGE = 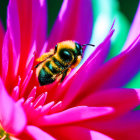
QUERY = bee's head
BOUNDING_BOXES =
[55,41,95,59]
[55,41,75,63]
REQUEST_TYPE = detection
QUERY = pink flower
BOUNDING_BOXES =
[0,0,140,139]
[0,78,26,139]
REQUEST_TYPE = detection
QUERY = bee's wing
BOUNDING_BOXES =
[35,49,55,68]
[34,54,53,68]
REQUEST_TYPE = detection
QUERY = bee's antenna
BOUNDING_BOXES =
[81,44,95,47]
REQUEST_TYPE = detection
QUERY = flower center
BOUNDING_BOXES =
[0,126,10,140]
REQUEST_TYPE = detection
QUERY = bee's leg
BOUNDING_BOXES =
[60,68,71,82]
[71,55,82,68]
[36,49,54,62]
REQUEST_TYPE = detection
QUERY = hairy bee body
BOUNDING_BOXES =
[35,40,83,86]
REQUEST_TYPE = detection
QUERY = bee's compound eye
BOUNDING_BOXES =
[59,49,72,62]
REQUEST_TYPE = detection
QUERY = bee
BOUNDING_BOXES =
[35,40,95,86]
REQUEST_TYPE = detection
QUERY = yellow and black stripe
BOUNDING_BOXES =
[36,40,83,86]
[38,57,69,86]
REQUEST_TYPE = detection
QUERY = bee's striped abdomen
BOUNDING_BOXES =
[45,61,59,74]
[38,68,55,86]
[52,57,68,70]
[38,58,67,86]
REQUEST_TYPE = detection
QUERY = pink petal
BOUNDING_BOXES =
[45,125,113,140]
[20,70,33,97]
[25,41,36,71]
[80,111,140,140]
[0,20,4,76]
[86,34,140,89]
[0,79,14,128]
[123,2,140,50]
[49,101,62,114]
[8,101,27,135]
[35,106,113,126]
[2,32,9,82]
[2,31,18,90]
[34,0,47,55]
[47,0,93,51]
[39,41,48,56]
[11,86,19,101]
[79,88,140,116]
[41,101,55,115]
[59,28,114,107]
[33,92,47,108]
[28,86,37,99]
[0,78,26,135]
[62,34,140,107]
[54,126,93,140]
[7,0,47,75]
[54,25,114,106]
[24,97,34,108]
[7,0,20,55]
[26,125,56,140]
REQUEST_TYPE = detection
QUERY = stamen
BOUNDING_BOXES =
[49,101,62,114]
[41,101,55,115]
[11,86,19,101]
[33,92,47,108]
[28,86,37,99]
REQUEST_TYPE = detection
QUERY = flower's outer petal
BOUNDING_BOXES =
[0,78,26,135]
[7,0,47,75]
[7,0,20,56]
[82,35,140,92]
[50,126,92,140]
[61,34,140,109]
[77,27,114,78]
[80,111,140,140]
[0,78,14,129]
[26,125,56,140]
[62,34,140,107]
[107,12,130,60]
[47,0,93,51]
[46,125,113,140]
[2,32,9,82]
[8,101,27,135]
[35,106,113,126]
[79,88,140,116]
[123,2,140,50]
[8,0,47,55]
[0,20,4,76]
[57,28,114,107]
[32,0,47,55]
[2,31,18,90]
